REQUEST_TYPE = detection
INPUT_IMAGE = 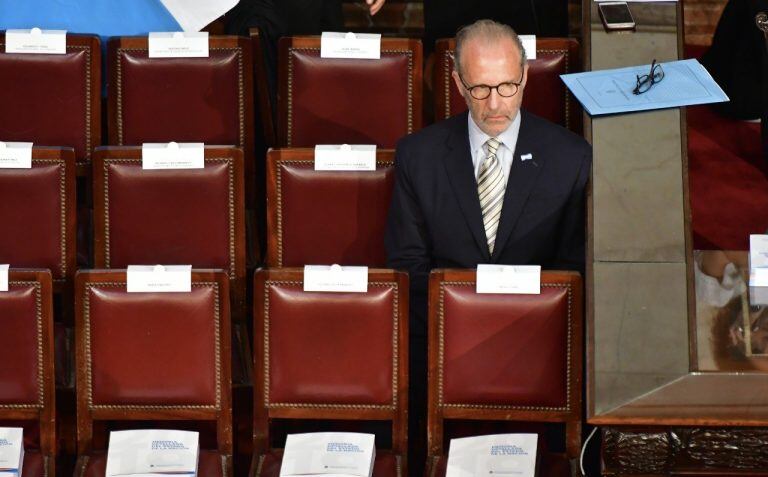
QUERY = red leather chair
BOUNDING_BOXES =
[433,38,581,132]
[276,37,423,147]
[92,146,246,318]
[251,268,409,477]
[107,36,256,204]
[266,148,394,267]
[426,270,583,477]
[0,147,76,292]
[0,34,101,172]
[74,270,232,477]
[0,269,56,477]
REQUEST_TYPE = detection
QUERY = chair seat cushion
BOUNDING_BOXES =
[80,449,226,477]
[427,451,571,477]
[254,449,402,477]
[23,449,45,477]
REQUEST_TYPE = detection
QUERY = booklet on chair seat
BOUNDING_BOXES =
[106,430,199,477]
[279,432,375,477]
[446,434,538,477]
[0,428,24,477]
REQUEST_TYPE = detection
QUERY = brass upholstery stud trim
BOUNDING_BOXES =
[285,48,416,145]
[115,47,245,149]
[0,281,44,409]
[437,281,573,412]
[262,280,399,411]
[102,158,237,281]
[275,159,395,267]
[84,281,223,411]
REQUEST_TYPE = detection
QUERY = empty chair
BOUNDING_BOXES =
[276,36,423,147]
[266,148,395,267]
[0,269,55,477]
[74,269,232,477]
[433,38,581,132]
[107,36,256,202]
[0,34,101,172]
[426,269,583,477]
[0,147,76,291]
[251,268,409,476]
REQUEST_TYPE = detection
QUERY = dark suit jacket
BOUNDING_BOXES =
[385,110,592,332]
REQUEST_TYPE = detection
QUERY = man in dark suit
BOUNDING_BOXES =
[384,19,591,474]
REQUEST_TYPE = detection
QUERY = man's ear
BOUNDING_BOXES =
[520,62,530,90]
[451,69,469,104]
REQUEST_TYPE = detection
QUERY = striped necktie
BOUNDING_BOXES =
[478,137,505,255]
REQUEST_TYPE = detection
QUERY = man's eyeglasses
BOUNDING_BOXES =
[457,72,524,100]
[632,59,664,95]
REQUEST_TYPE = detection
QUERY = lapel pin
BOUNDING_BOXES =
[520,153,533,161]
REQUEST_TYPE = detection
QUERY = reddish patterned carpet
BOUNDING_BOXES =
[687,104,766,250]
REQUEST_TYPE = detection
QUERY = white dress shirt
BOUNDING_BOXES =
[468,112,522,187]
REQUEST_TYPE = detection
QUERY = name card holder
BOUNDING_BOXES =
[520,35,537,60]
[0,427,24,476]
[476,264,541,294]
[280,432,376,477]
[320,32,381,59]
[0,264,8,292]
[148,31,209,58]
[142,142,205,170]
[314,144,377,171]
[446,434,537,477]
[0,141,33,169]
[126,265,192,293]
[5,28,66,54]
[303,264,368,293]
[750,234,768,287]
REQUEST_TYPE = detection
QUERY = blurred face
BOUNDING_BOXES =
[452,36,528,137]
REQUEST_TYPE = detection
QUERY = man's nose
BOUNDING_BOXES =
[487,88,502,109]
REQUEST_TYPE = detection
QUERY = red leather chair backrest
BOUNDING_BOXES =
[427,270,583,457]
[75,270,232,454]
[0,148,76,289]
[92,146,245,316]
[433,38,581,132]
[107,36,255,202]
[0,34,101,171]
[253,268,409,454]
[0,269,55,458]
[266,148,394,267]
[277,37,423,147]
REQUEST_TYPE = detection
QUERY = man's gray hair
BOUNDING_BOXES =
[453,19,527,75]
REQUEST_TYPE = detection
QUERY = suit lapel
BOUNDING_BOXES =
[492,111,544,261]
[442,113,491,261]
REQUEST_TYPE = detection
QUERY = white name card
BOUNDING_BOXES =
[314,144,376,171]
[321,32,381,59]
[148,31,209,58]
[447,434,537,477]
[280,432,376,477]
[142,142,204,170]
[476,264,541,294]
[520,35,537,60]
[5,28,66,54]
[126,265,192,293]
[0,265,8,292]
[750,234,768,287]
[0,427,24,475]
[0,142,32,169]
[304,265,368,293]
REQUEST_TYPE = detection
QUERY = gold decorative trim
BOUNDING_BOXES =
[115,47,245,149]
[429,455,440,477]
[437,281,573,412]
[0,281,44,409]
[443,50,451,120]
[254,454,265,477]
[275,159,395,267]
[285,47,415,146]
[102,158,237,281]
[262,280,399,410]
[78,456,89,477]
[83,281,222,411]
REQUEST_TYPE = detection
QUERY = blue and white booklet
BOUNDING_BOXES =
[0,428,24,477]
[280,432,375,477]
[446,434,537,477]
[561,58,728,115]
[105,430,199,477]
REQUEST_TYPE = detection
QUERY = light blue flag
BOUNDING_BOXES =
[0,0,182,42]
